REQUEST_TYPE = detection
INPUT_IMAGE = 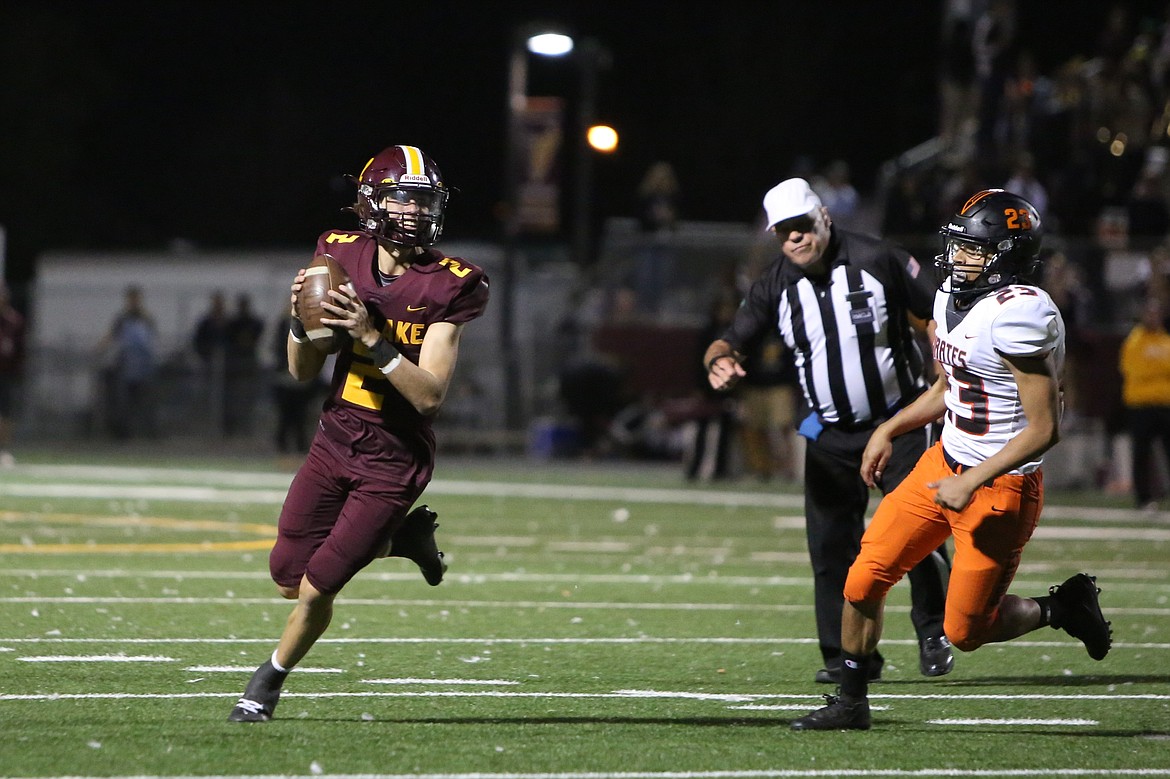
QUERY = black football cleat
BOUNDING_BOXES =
[790,694,871,731]
[387,504,447,586]
[227,660,286,722]
[1049,573,1112,660]
[919,635,955,677]
[814,655,883,684]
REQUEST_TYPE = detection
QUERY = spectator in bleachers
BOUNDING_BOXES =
[999,51,1054,169]
[1004,152,1051,224]
[1041,245,1096,423]
[1096,3,1137,72]
[681,289,739,482]
[223,293,264,437]
[193,291,230,367]
[1146,241,1170,305]
[193,290,230,433]
[882,168,940,265]
[938,159,987,223]
[813,160,860,228]
[736,328,799,483]
[939,9,978,164]
[100,285,158,440]
[557,354,628,458]
[1118,294,1170,510]
[1150,2,1170,95]
[972,0,1019,166]
[270,309,323,455]
[1127,161,1170,251]
[630,161,681,317]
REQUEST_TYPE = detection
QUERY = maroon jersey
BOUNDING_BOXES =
[312,230,489,436]
[268,230,488,594]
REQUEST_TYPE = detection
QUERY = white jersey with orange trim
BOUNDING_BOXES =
[932,281,1065,473]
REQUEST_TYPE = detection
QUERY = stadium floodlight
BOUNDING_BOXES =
[527,32,574,57]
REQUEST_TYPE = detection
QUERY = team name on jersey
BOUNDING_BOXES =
[933,337,968,369]
[383,319,425,346]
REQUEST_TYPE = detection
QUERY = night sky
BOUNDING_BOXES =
[0,1,1151,286]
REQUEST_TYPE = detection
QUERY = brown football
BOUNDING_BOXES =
[296,253,351,353]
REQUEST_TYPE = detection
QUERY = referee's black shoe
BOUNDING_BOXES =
[814,654,883,684]
[1049,572,1112,660]
[919,635,955,677]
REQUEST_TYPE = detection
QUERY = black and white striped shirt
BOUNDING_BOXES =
[723,228,934,429]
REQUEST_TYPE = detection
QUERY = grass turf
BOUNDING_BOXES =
[1,453,1168,777]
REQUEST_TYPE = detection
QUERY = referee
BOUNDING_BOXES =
[704,178,953,683]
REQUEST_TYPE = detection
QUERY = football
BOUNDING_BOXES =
[296,253,351,353]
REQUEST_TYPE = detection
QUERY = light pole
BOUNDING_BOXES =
[500,30,610,432]
[570,38,611,269]
[499,29,573,432]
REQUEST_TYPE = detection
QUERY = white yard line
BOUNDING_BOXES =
[184,666,345,673]
[4,568,1169,593]
[3,689,1169,703]
[361,678,520,685]
[8,464,1170,521]
[0,476,804,509]
[1,595,1168,619]
[927,718,1099,726]
[2,635,1167,651]
[18,654,174,662]
[6,767,1170,771]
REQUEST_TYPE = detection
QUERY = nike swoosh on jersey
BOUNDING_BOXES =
[407,305,427,312]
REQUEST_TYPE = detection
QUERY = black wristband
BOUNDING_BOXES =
[289,317,308,341]
[369,338,400,371]
[706,353,733,371]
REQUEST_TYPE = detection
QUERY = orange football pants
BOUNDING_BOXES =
[844,441,1043,651]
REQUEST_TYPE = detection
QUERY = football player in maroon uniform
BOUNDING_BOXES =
[229,145,489,722]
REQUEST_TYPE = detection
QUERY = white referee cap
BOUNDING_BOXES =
[763,178,822,230]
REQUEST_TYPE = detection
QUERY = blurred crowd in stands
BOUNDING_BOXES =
[888,0,1170,325]
[876,1,1170,500]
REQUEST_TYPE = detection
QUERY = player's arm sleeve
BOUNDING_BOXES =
[442,269,490,325]
[991,296,1063,357]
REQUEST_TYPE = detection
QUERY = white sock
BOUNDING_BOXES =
[270,650,291,673]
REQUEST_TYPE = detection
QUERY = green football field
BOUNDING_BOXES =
[1,451,1168,778]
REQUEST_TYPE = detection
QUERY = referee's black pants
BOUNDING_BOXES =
[803,424,950,665]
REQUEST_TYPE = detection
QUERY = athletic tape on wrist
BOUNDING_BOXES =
[369,338,402,375]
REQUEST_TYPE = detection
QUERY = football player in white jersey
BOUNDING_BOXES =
[792,190,1112,731]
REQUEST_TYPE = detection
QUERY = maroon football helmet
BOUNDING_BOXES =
[350,145,449,248]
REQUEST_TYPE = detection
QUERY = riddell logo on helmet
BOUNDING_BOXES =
[401,174,431,185]
[946,223,966,232]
